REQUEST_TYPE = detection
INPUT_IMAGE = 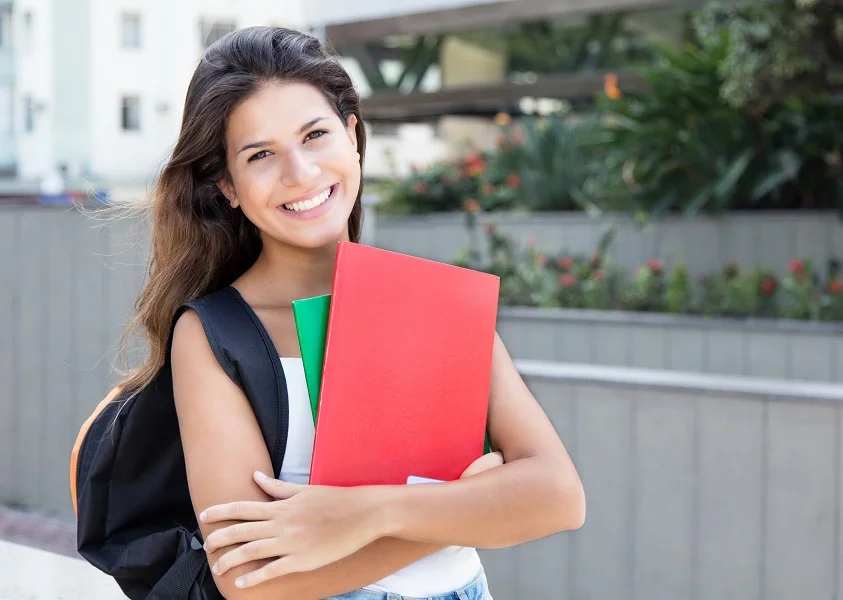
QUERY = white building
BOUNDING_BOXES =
[0,2,14,174]
[0,0,508,195]
[4,0,305,192]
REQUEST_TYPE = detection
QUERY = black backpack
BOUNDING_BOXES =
[70,286,290,599]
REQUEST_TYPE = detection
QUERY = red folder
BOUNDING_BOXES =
[309,241,500,487]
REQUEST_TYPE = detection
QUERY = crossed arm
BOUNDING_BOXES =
[172,309,585,599]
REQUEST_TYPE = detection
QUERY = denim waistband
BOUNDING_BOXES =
[323,566,490,600]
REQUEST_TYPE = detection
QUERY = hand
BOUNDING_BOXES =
[460,451,504,478]
[202,452,505,589]
[201,472,381,589]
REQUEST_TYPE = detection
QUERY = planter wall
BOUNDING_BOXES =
[2,206,840,524]
[373,210,843,278]
[478,363,843,600]
[498,307,843,383]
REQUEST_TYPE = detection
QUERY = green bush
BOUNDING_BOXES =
[379,1,843,218]
[455,220,843,322]
[595,35,843,216]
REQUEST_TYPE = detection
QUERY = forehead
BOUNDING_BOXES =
[225,81,337,144]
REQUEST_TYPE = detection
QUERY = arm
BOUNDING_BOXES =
[203,332,584,588]
[373,332,585,548]
[171,309,448,600]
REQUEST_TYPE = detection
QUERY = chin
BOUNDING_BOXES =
[284,222,351,250]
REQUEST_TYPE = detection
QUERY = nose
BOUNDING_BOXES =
[280,149,321,188]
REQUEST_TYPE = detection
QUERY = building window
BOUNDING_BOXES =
[22,10,32,52]
[121,96,140,131]
[200,19,236,50]
[121,12,141,48]
[0,86,12,135]
[23,95,36,132]
[0,6,11,51]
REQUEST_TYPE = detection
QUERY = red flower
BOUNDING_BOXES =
[463,198,480,213]
[788,259,805,280]
[604,72,622,100]
[413,181,429,194]
[536,254,548,267]
[559,256,574,271]
[560,273,577,288]
[829,279,843,295]
[760,276,777,296]
[506,173,520,189]
[647,259,664,275]
[463,152,486,177]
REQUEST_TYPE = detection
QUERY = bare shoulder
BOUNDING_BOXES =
[170,307,276,596]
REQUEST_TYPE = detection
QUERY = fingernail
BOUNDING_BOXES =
[254,471,267,481]
[235,578,246,588]
[199,511,207,522]
[202,542,207,552]
[212,563,219,575]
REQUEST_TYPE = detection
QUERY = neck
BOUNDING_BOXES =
[247,234,350,306]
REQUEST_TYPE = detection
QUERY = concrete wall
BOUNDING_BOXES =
[478,363,843,600]
[3,206,843,598]
[0,206,147,514]
[374,210,843,279]
[498,307,843,383]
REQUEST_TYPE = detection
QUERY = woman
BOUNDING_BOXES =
[125,26,584,600]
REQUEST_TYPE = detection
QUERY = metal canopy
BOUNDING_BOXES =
[325,0,698,45]
[359,70,646,122]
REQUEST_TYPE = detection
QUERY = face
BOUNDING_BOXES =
[220,80,361,249]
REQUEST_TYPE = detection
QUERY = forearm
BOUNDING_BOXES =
[373,457,585,549]
[218,538,443,600]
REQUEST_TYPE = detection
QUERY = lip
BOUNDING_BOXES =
[277,184,339,221]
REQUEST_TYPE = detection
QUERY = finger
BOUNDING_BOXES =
[212,538,283,577]
[200,501,274,524]
[254,472,306,499]
[204,521,274,554]
[235,555,302,589]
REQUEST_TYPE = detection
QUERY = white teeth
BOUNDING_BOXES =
[284,187,333,212]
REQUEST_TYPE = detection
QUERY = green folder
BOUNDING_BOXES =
[291,294,331,426]
[292,293,492,454]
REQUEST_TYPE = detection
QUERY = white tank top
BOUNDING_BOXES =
[277,357,482,597]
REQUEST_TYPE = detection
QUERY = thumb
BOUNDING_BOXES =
[254,471,305,499]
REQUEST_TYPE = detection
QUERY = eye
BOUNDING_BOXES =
[247,150,271,162]
[305,129,328,142]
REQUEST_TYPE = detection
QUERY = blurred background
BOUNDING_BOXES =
[1,0,843,598]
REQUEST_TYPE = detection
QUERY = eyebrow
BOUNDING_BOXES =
[237,117,328,154]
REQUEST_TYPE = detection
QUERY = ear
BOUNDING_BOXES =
[345,114,359,151]
[217,178,239,209]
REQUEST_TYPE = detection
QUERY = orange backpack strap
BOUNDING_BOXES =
[70,386,124,517]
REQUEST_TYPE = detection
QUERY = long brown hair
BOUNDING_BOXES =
[118,26,367,396]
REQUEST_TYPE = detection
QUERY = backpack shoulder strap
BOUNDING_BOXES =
[175,286,289,476]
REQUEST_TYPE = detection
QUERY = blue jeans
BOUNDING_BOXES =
[323,567,493,600]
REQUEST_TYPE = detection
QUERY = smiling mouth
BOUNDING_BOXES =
[282,185,336,212]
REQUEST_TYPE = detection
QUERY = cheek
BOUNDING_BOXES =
[327,146,361,185]
[233,164,280,204]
